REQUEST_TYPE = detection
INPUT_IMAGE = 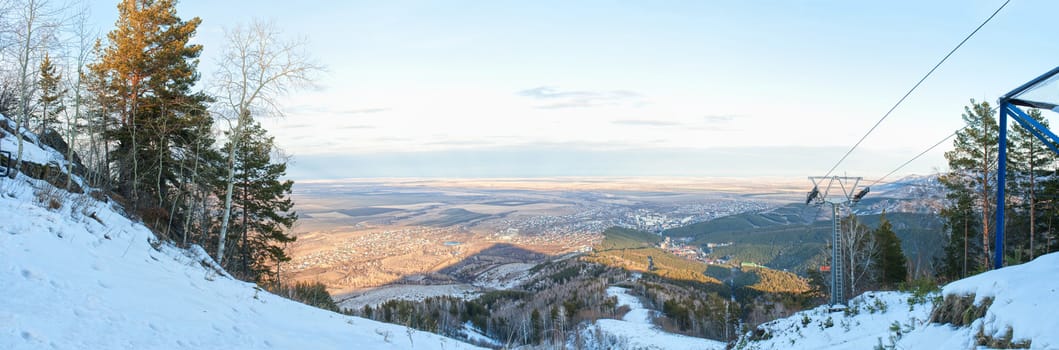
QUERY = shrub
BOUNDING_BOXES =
[930,294,992,327]
[34,186,66,210]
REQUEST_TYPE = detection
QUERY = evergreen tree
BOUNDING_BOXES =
[1008,108,1053,262]
[36,53,65,135]
[223,121,297,284]
[941,99,998,269]
[938,188,981,280]
[872,212,907,287]
[90,0,209,210]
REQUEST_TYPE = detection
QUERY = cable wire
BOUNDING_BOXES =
[823,0,1013,178]
[870,105,1003,185]
[870,128,963,186]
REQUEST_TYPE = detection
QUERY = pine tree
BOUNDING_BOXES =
[938,187,981,280]
[36,53,65,135]
[90,0,209,210]
[942,99,998,269]
[223,121,297,284]
[1008,108,1053,262]
[872,212,907,287]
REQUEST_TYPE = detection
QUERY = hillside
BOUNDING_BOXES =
[663,206,945,274]
[0,126,481,349]
[737,252,1059,349]
[587,227,808,296]
[587,227,722,285]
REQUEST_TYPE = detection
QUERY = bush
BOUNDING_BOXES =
[820,316,833,329]
[902,277,940,308]
[34,186,66,210]
[930,294,992,327]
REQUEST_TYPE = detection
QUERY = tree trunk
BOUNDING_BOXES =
[981,158,992,268]
[14,1,36,178]
[183,135,202,247]
[130,96,139,207]
[216,113,244,264]
[242,165,249,276]
[963,215,968,277]
[1029,155,1036,260]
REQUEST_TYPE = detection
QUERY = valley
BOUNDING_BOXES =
[285,177,803,307]
[282,175,949,346]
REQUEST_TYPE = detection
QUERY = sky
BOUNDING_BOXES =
[87,0,1059,180]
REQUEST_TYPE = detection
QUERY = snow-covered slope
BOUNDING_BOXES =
[580,287,726,350]
[739,253,1059,350]
[0,130,482,349]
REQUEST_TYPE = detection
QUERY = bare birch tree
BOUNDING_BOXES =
[842,215,878,297]
[212,19,321,263]
[9,0,62,176]
[58,4,92,190]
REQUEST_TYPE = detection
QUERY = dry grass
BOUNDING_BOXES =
[930,294,993,327]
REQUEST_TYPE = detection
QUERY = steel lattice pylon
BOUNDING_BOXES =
[807,176,868,306]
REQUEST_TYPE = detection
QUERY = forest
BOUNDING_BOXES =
[0,0,319,286]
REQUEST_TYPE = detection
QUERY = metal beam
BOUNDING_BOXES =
[1007,108,1059,155]
[1006,103,1059,148]
[1001,66,1059,101]
[996,104,1007,269]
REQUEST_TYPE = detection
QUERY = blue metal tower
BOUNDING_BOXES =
[995,66,1059,269]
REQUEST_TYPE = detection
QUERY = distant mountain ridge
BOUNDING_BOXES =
[662,176,947,274]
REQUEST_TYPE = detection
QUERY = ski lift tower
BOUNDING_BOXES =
[807,176,870,306]
[996,66,1059,269]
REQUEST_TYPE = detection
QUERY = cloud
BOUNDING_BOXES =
[518,86,644,109]
[287,105,391,116]
[337,124,376,130]
[702,114,740,123]
[286,145,935,180]
[612,119,681,127]
[340,108,391,115]
[426,139,497,146]
[612,115,743,129]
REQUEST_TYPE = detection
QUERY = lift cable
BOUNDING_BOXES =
[869,128,962,186]
[869,103,1010,186]
[822,0,1013,178]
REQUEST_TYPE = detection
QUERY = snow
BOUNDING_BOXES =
[931,252,1059,349]
[461,322,500,347]
[337,283,480,309]
[0,115,68,167]
[740,253,1059,350]
[739,291,933,350]
[0,161,482,348]
[580,287,726,350]
[472,262,534,289]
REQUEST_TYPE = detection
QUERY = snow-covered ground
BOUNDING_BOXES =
[335,261,535,310]
[461,321,501,348]
[1,117,55,166]
[740,253,1059,350]
[0,127,482,349]
[580,287,726,350]
[738,291,932,349]
[336,283,480,309]
[472,262,535,290]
